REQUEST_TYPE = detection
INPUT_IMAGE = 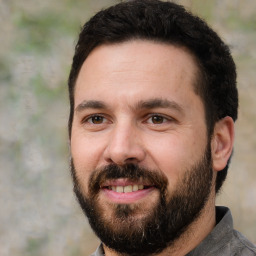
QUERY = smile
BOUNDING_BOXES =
[106,184,146,193]
[100,180,156,203]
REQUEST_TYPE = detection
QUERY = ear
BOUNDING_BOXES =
[211,116,235,172]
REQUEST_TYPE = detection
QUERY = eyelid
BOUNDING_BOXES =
[82,113,110,124]
[144,113,175,124]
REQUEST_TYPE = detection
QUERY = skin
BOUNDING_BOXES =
[70,40,234,255]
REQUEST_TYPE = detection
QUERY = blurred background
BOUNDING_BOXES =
[0,0,255,255]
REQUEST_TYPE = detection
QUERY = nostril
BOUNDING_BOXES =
[106,158,115,164]
[127,157,136,161]
[125,157,138,164]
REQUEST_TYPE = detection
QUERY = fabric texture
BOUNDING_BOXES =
[90,206,256,256]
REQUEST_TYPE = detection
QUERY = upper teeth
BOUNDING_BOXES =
[110,184,144,193]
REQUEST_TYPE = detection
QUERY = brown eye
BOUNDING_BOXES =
[151,115,165,124]
[88,115,105,124]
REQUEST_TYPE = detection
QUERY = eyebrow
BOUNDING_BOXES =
[135,98,184,113]
[75,98,184,113]
[75,100,107,112]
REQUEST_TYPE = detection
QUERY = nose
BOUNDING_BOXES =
[103,122,146,165]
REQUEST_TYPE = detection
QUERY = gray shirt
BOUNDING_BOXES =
[91,206,256,256]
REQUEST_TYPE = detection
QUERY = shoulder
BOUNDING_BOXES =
[90,244,104,256]
[231,229,256,255]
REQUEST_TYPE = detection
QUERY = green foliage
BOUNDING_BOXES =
[0,58,12,82]
[224,10,256,31]
[23,236,49,256]
[13,8,80,53]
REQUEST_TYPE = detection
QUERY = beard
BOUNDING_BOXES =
[70,143,213,256]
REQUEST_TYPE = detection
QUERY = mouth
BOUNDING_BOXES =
[100,179,157,203]
[103,184,154,193]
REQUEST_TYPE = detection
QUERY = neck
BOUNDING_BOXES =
[103,193,216,256]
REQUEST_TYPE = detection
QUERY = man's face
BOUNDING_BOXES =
[70,40,214,254]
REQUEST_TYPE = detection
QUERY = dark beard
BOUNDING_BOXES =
[70,143,213,256]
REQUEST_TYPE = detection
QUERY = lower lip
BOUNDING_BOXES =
[102,187,156,204]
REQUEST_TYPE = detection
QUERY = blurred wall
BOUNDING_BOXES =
[0,0,255,255]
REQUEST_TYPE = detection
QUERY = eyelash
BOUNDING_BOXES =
[145,114,173,124]
[82,114,108,124]
[81,113,175,126]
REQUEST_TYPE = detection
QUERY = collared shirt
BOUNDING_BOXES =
[91,206,256,256]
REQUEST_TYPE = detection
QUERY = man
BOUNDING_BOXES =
[68,0,256,255]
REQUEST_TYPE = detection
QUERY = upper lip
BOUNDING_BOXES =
[101,178,153,188]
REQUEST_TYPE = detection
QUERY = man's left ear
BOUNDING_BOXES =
[211,116,235,172]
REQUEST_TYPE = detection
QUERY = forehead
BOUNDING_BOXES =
[74,40,201,109]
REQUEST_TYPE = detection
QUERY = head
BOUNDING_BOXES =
[69,0,238,193]
[68,0,238,254]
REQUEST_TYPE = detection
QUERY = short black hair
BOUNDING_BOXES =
[68,0,238,193]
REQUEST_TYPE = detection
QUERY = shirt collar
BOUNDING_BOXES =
[186,206,233,256]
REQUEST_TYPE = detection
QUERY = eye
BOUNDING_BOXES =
[85,115,106,124]
[147,114,169,124]
[150,115,165,124]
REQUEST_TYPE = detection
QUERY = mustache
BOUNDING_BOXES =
[86,163,169,196]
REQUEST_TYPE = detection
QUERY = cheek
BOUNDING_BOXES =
[145,132,206,187]
[70,133,106,190]
[147,140,186,186]
[71,129,105,163]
